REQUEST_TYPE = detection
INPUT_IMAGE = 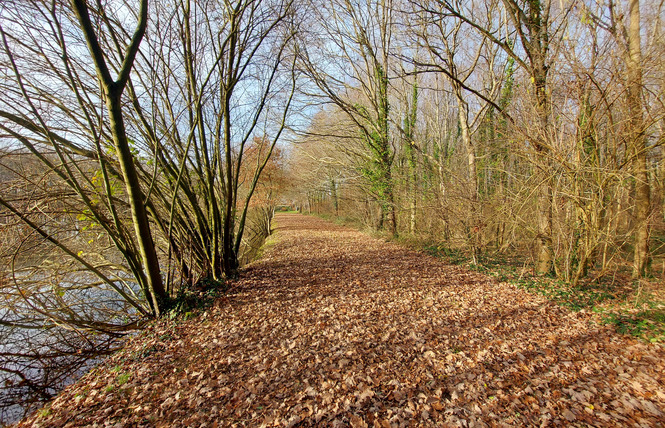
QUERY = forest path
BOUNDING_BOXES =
[23,214,665,427]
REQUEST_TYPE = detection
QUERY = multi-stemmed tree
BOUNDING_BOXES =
[0,0,297,417]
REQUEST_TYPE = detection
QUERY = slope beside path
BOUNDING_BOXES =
[22,214,665,427]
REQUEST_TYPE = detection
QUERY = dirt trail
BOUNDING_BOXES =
[22,214,665,427]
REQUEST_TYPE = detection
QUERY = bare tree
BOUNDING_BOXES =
[0,0,298,417]
[425,0,575,273]
[411,1,504,260]
[297,0,398,236]
[127,0,297,280]
[0,0,165,317]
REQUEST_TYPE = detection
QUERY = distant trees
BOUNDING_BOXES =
[288,108,364,219]
[297,0,399,236]
[237,138,289,263]
[290,0,664,284]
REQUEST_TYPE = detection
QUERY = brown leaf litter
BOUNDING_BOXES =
[19,214,665,427]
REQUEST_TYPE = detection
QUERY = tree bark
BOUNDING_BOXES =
[625,0,650,278]
[71,0,166,315]
[533,55,554,275]
[454,85,480,260]
[105,90,167,314]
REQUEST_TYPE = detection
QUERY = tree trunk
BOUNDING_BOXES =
[71,0,166,315]
[378,66,397,238]
[409,181,416,234]
[331,177,339,216]
[106,90,167,315]
[533,59,554,275]
[625,0,650,278]
[384,168,397,237]
[455,86,480,260]
[222,94,237,277]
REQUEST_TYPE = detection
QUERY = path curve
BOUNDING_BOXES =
[22,214,665,427]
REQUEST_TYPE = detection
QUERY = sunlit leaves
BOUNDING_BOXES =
[22,214,665,426]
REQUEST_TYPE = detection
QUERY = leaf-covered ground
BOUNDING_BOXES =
[20,214,665,427]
